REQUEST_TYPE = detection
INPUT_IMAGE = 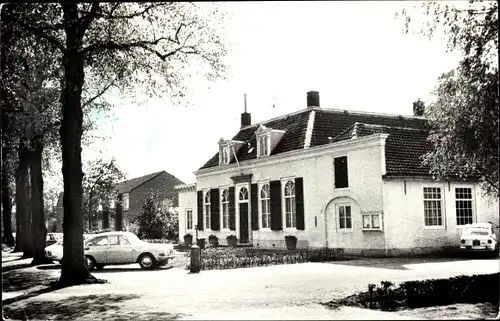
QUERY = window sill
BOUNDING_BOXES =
[362,228,383,232]
[284,227,298,232]
[259,228,272,232]
[334,187,349,191]
[338,228,353,232]
[423,226,446,230]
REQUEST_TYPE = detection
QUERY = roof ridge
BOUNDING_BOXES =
[355,122,429,132]
[239,108,313,131]
[316,107,427,120]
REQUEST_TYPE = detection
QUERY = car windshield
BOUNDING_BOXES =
[463,228,489,236]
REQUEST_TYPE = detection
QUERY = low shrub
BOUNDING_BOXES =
[324,273,499,311]
[199,247,344,270]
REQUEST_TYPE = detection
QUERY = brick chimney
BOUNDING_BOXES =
[241,94,251,128]
[307,91,320,108]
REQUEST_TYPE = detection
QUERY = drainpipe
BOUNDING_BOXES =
[324,207,329,248]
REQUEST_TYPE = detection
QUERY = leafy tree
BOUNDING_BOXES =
[8,2,228,286]
[136,192,178,241]
[398,1,499,197]
[82,158,125,232]
[137,192,165,240]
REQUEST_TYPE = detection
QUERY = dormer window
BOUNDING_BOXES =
[255,124,285,158]
[222,146,231,164]
[218,138,244,166]
[258,135,270,157]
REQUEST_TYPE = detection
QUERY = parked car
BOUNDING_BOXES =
[46,233,59,247]
[45,231,176,270]
[45,239,63,262]
[459,222,499,255]
[84,231,175,270]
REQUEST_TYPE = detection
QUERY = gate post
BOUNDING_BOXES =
[190,245,201,273]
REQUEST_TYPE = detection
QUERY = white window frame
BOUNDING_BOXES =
[220,188,230,230]
[186,208,193,231]
[258,181,271,230]
[337,204,353,230]
[362,212,383,231]
[423,187,445,229]
[203,189,211,230]
[281,178,297,230]
[257,134,270,158]
[455,186,474,226]
[122,193,130,210]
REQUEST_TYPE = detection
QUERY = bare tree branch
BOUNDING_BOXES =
[82,37,171,54]
[17,22,66,53]
[82,80,116,108]
[77,2,100,39]
[101,2,172,20]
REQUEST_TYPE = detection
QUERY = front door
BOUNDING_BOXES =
[239,203,249,243]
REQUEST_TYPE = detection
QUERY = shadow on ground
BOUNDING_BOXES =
[3,294,186,320]
[328,254,498,271]
[2,263,33,273]
[2,269,57,292]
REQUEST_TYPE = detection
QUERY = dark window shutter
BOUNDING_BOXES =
[295,177,305,230]
[270,180,282,230]
[229,186,235,230]
[334,156,349,188]
[197,191,203,230]
[251,183,259,230]
[210,188,220,230]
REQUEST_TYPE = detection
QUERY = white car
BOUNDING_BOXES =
[45,231,175,270]
[45,240,64,262]
[459,222,499,255]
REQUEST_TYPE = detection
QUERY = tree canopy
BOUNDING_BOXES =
[398,1,499,197]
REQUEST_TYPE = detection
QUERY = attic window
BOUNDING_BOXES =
[220,146,231,165]
[257,135,270,157]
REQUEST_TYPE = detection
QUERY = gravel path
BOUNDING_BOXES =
[3,255,498,320]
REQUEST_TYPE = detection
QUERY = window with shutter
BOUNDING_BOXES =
[197,191,203,230]
[251,184,258,230]
[270,180,282,230]
[260,183,271,229]
[210,189,220,230]
[295,177,305,230]
[221,189,230,229]
[204,191,211,230]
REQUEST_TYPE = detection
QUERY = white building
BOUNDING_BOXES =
[176,91,499,256]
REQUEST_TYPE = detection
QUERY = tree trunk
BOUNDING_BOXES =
[115,194,123,231]
[1,116,15,247]
[59,4,95,285]
[29,141,53,265]
[15,147,33,257]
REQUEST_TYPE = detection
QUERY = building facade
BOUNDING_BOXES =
[177,91,499,256]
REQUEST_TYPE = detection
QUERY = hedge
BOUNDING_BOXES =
[199,247,344,270]
[324,273,499,311]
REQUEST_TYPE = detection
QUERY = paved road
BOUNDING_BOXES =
[11,255,497,320]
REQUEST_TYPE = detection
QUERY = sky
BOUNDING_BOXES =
[47,1,466,196]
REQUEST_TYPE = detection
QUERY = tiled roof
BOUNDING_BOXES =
[116,171,164,194]
[331,122,433,176]
[199,110,311,169]
[198,107,434,177]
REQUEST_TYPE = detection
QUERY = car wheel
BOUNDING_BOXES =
[95,264,105,270]
[139,253,157,270]
[85,255,96,270]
